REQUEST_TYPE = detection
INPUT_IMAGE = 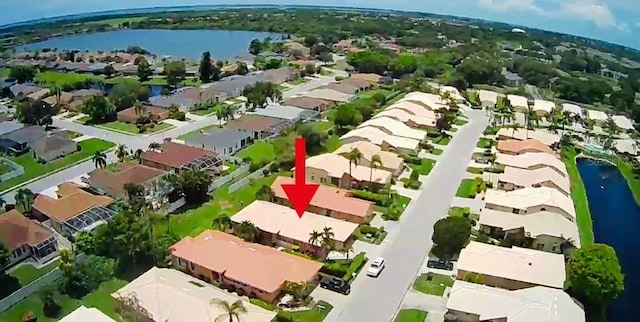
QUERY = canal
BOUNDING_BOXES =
[576,157,639,321]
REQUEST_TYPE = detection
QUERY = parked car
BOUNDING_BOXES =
[367,257,385,277]
[319,276,351,295]
[427,259,454,270]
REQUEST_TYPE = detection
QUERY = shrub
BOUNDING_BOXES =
[335,76,345,81]
[382,207,402,221]
[476,233,490,243]
[351,190,386,206]
[359,225,380,236]
[269,162,280,173]
[343,252,367,282]
[41,291,61,318]
[400,153,422,165]
[410,169,419,180]
[262,169,270,176]
[321,261,349,277]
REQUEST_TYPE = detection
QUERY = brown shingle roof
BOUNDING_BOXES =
[342,77,373,89]
[225,114,283,132]
[141,141,215,169]
[116,105,169,119]
[33,183,113,222]
[350,73,382,83]
[0,210,53,249]
[322,82,360,94]
[173,87,225,101]
[88,163,166,199]
[284,97,329,110]
[497,139,555,155]
[43,92,73,106]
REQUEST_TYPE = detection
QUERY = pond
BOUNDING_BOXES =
[576,157,639,321]
[20,29,284,60]
[90,83,164,97]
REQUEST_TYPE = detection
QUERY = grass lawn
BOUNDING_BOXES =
[432,148,443,155]
[96,120,174,135]
[9,260,60,286]
[454,118,469,126]
[34,71,103,89]
[0,139,115,192]
[0,67,10,78]
[310,121,334,133]
[320,68,334,76]
[433,136,451,146]
[560,147,594,245]
[182,77,202,87]
[75,115,92,124]
[455,179,478,198]
[235,141,276,165]
[467,167,484,174]
[409,159,436,176]
[288,78,309,85]
[394,309,428,322]
[357,89,392,100]
[476,138,495,148]
[277,301,333,322]
[191,104,226,116]
[0,161,13,174]
[413,273,454,296]
[448,206,470,218]
[325,135,342,152]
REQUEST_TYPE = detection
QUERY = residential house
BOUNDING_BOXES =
[342,77,375,91]
[322,82,361,95]
[495,152,568,177]
[172,87,229,105]
[333,141,405,176]
[32,183,115,236]
[9,83,46,98]
[116,105,170,124]
[439,86,466,103]
[340,126,420,154]
[586,109,608,126]
[479,208,580,254]
[0,210,58,267]
[497,139,555,156]
[170,230,323,303]
[211,72,265,97]
[150,95,197,112]
[59,306,116,322]
[250,104,319,123]
[612,114,634,131]
[496,128,560,147]
[112,267,276,322]
[478,90,498,108]
[271,176,375,224]
[507,94,529,113]
[374,108,436,129]
[532,99,555,116]
[231,201,359,257]
[349,73,382,84]
[498,166,571,196]
[303,153,393,189]
[359,117,426,141]
[561,103,582,118]
[0,125,46,155]
[302,88,355,103]
[185,127,252,156]
[398,92,450,111]
[456,241,566,290]
[445,281,585,322]
[387,101,438,119]
[484,187,576,223]
[85,163,167,200]
[43,91,73,107]
[613,139,639,155]
[262,67,297,84]
[284,96,332,112]
[69,89,103,99]
[502,69,524,87]
[0,120,22,136]
[226,114,287,140]
[141,140,222,174]
[31,135,78,162]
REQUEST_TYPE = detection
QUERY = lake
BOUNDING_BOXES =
[20,29,284,60]
[576,157,639,321]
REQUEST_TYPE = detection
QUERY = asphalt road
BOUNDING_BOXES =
[330,110,488,322]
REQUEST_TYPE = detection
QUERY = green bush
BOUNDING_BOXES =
[476,233,490,243]
[343,252,367,282]
[268,162,280,173]
[382,207,402,221]
[359,225,380,236]
[410,169,419,180]
[400,153,422,165]
[321,261,349,277]
[351,190,386,206]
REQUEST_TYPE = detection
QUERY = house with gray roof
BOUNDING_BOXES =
[9,83,45,97]
[250,104,318,122]
[31,135,78,162]
[0,125,47,154]
[185,128,253,156]
[149,95,198,112]
[212,72,266,97]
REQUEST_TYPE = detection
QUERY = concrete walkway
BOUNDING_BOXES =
[400,289,448,313]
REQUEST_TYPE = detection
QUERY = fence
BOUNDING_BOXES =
[228,163,272,193]
[0,158,24,182]
[209,163,251,192]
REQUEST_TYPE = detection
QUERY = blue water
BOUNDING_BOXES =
[89,83,163,97]
[20,29,284,59]
[576,158,639,320]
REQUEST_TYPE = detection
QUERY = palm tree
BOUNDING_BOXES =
[308,230,322,247]
[93,150,107,169]
[212,214,232,232]
[116,145,129,162]
[211,298,247,322]
[233,220,260,242]
[134,102,146,117]
[15,189,35,215]
[216,106,225,127]
[148,142,161,150]
[370,154,383,182]
[133,149,144,162]
[340,148,362,181]
[320,226,335,252]
[509,122,521,135]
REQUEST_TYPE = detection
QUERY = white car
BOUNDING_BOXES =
[367,257,385,277]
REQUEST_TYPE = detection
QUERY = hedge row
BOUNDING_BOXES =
[343,252,367,282]
[351,190,387,206]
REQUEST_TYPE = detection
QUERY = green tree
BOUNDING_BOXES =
[165,169,213,204]
[108,79,149,110]
[370,154,383,182]
[15,189,35,215]
[137,58,153,82]
[333,103,362,129]
[431,216,471,261]
[199,51,213,83]
[296,123,327,155]
[16,100,56,126]
[340,148,362,180]
[211,298,248,322]
[9,65,36,83]
[103,64,116,78]
[116,144,129,162]
[211,214,232,232]
[123,182,146,216]
[566,244,624,310]
[164,61,187,85]
[0,243,10,271]
[256,185,276,202]
[82,95,115,122]
[346,50,390,75]
[233,220,260,242]
[148,142,161,149]
[248,39,263,55]
[93,150,107,169]
[59,253,117,298]
[74,231,96,255]
[41,291,61,318]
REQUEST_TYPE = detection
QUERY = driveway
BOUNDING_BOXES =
[323,110,487,322]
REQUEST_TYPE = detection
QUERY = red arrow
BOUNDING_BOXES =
[281,137,319,218]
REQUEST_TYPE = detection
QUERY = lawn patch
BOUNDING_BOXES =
[456,178,479,198]
[235,141,276,165]
[409,159,436,176]
[96,120,174,134]
[75,115,92,124]
[432,148,444,155]
[433,136,451,146]
[9,260,59,286]
[355,225,387,245]
[466,167,484,174]
[448,206,470,218]
[394,309,428,322]
[34,71,102,90]
[325,135,342,152]
[310,121,334,133]
[561,147,594,245]
[476,137,495,148]
[288,78,309,85]
[454,118,468,126]
[276,301,333,322]
[413,273,454,296]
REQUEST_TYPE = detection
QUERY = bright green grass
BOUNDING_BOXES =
[455,179,478,198]
[96,121,174,135]
[413,273,454,296]
[561,147,594,245]
[433,136,451,146]
[448,206,470,218]
[235,141,276,164]
[9,260,60,286]
[409,159,436,176]
[476,138,495,148]
[325,135,342,152]
[288,78,309,85]
[34,71,102,89]
[394,309,428,322]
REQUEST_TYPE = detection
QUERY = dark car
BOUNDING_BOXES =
[319,276,351,295]
[427,259,454,271]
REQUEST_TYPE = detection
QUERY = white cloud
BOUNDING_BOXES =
[561,0,628,31]
[477,0,544,14]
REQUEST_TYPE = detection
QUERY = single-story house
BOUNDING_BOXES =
[374,108,436,129]
[250,104,318,122]
[0,121,24,137]
[359,117,426,141]
[387,101,438,119]
[86,163,167,200]
[479,208,580,254]
[170,230,322,303]
[141,140,222,174]
[613,139,639,155]
[0,210,59,267]
[498,166,571,196]
[9,83,46,98]
[586,109,608,126]
[271,176,375,224]
[497,139,556,156]
[322,82,361,95]
[211,72,266,97]
[303,153,393,189]
[32,182,115,236]
[532,99,555,116]
[69,89,103,99]
[333,141,405,176]
[31,135,78,162]
[112,267,276,322]
[302,88,355,103]
[43,91,73,107]
[284,96,332,112]
[59,306,116,322]
[149,95,197,112]
[117,105,170,124]
[340,126,420,154]
[27,88,51,101]
[446,281,585,322]
[612,114,634,131]
[399,92,450,111]
[172,87,228,105]
[502,69,524,87]
[349,73,383,84]
[225,114,287,140]
[232,200,359,257]
[478,90,498,108]
[484,187,576,223]
[507,94,529,112]
[496,128,560,147]
[0,125,47,154]
[262,67,297,84]
[184,127,252,156]
[495,152,567,177]
[342,77,375,91]
[456,241,566,290]
[561,103,582,118]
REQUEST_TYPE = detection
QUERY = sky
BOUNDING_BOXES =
[2,0,640,49]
